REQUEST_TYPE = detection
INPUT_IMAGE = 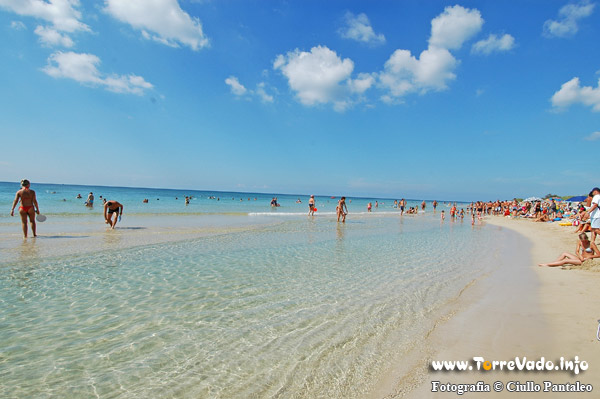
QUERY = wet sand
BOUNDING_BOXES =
[374,216,600,398]
[0,214,277,263]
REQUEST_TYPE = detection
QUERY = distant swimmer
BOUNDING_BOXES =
[433,200,438,211]
[367,202,372,212]
[85,192,94,207]
[10,179,40,238]
[270,197,280,207]
[375,201,378,209]
[337,197,348,223]
[104,200,123,229]
[77,193,82,199]
[421,201,426,212]
[308,195,316,216]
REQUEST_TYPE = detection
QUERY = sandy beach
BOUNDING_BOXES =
[377,216,600,398]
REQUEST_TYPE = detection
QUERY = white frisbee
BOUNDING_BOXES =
[36,214,47,222]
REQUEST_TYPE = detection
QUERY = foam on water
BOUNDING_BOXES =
[0,212,511,398]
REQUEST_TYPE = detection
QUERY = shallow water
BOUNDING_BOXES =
[0,209,515,399]
[0,181,462,218]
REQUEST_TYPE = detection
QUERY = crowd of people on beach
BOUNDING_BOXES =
[9,180,600,269]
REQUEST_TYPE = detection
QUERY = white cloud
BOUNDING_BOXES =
[274,45,362,111]
[42,51,153,95]
[339,12,385,45]
[379,47,457,97]
[10,20,26,30]
[378,5,482,100]
[0,0,89,32]
[0,0,89,47]
[348,73,375,94]
[35,25,74,47]
[225,77,274,103]
[429,5,483,50]
[551,77,600,111]
[584,131,600,141]
[225,76,247,96]
[104,0,209,51]
[255,82,274,103]
[472,33,515,54]
[543,0,595,38]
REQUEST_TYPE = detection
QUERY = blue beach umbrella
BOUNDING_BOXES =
[567,195,587,202]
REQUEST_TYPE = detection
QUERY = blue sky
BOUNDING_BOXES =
[0,0,599,201]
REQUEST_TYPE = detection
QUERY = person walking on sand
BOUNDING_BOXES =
[104,200,123,229]
[308,195,316,216]
[539,233,600,267]
[337,197,348,223]
[10,179,40,238]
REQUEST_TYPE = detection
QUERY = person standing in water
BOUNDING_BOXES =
[85,192,94,207]
[308,195,316,216]
[421,200,426,212]
[433,200,438,212]
[337,197,348,223]
[10,179,40,238]
[104,200,124,229]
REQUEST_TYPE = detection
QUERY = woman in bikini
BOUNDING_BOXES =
[336,197,348,223]
[10,179,40,238]
[104,200,124,229]
[539,233,600,267]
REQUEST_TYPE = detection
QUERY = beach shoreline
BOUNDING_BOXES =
[378,216,600,398]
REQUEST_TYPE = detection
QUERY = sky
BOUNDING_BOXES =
[0,0,599,201]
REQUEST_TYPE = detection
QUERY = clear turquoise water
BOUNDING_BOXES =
[0,182,500,398]
[0,181,463,217]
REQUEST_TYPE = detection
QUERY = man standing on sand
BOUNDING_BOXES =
[586,187,600,243]
[104,200,124,229]
[10,179,40,238]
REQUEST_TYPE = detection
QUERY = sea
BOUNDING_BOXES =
[0,182,522,398]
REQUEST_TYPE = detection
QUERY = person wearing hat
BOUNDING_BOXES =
[10,179,40,238]
[308,195,316,216]
[586,187,600,243]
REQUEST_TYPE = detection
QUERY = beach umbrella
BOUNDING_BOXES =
[567,195,586,202]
